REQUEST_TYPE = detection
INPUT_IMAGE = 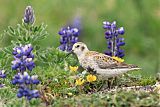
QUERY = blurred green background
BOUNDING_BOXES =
[0,0,159,76]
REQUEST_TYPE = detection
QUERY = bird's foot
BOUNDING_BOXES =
[99,77,117,91]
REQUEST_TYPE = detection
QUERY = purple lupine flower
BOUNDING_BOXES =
[0,84,5,88]
[11,44,40,100]
[103,21,125,58]
[0,70,6,88]
[58,26,79,52]
[23,6,35,24]
[72,15,82,30]
[12,44,35,72]
[11,72,40,85]
[31,75,40,84]
[17,87,40,100]
[0,70,6,78]
[12,72,40,100]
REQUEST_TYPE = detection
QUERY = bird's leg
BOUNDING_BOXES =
[107,77,117,89]
[99,80,112,91]
[107,79,112,89]
[98,78,116,91]
[114,77,117,86]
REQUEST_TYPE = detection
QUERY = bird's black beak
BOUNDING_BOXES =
[65,50,74,58]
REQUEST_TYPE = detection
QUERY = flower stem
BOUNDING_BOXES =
[23,98,29,107]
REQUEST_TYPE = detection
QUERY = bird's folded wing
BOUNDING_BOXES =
[93,53,136,69]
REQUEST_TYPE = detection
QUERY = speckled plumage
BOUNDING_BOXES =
[72,42,141,78]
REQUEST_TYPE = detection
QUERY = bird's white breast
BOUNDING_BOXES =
[96,68,141,78]
[78,55,98,70]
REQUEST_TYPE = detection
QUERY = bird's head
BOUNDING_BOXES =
[72,42,89,56]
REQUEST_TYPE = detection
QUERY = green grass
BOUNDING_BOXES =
[0,60,159,107]
[0,84,160,107]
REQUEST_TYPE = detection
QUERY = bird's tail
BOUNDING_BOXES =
[118,63,141,70]
[127,64,139,68]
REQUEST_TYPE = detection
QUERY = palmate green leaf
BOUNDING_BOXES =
[2,46,13,55]
[8,26,14,32]
[35,45,40,50]
[0,57,11,69]
[39,54,48,62]
[8,26,15,35]
[3,26,15,38]
[36,47,76,67]
[11,40,21,46]
[31,23,48,43]
[0,34,4,42]
[0,46,13,70]
[33,26,38,32]
[1,22,48,46]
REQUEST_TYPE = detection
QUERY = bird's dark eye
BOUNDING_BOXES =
[76,45,80,48]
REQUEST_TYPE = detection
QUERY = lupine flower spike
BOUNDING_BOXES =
[58,26,79,52]
[11,44,40,100]
[23,6,35,24]
[103,21,125,58]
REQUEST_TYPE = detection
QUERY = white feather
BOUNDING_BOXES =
[96,68,141,78]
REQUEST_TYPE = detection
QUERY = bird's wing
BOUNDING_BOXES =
[92,53,137,69]
[85,51,99,56]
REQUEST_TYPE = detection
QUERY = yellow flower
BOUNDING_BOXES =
[69,66,78,72]
[86,74,97,82]
[112,56,124,63]
[67,92,73,96]
[75,78,85,86]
